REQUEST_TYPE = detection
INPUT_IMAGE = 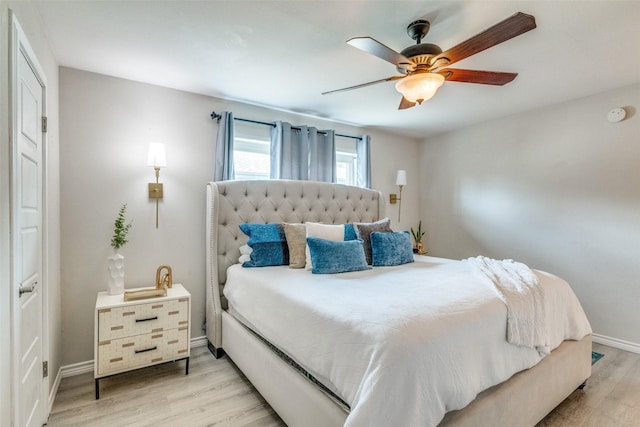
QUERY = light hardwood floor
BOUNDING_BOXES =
[47,343,639,427]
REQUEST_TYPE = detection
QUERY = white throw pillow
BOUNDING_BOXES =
[238,244,253,264]
[305,222,345,270]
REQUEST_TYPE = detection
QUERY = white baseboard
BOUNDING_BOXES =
[190,335,208,348]
[592,333,640,355]
[60,360,93,378]
[48,366,63,414]
[48,335,209,410]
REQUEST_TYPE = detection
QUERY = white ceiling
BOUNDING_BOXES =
[34,1,640,139]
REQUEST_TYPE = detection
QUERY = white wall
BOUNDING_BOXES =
[59,67,420,365]
[0,1,61,424]
[419,84,640,348]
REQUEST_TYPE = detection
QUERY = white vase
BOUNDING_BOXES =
[107,251,125,295]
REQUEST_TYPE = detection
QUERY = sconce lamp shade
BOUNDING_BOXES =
[395,72,445,104]
[395,170,407,186]
[147,143,167,168]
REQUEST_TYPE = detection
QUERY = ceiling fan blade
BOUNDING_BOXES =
[322,76,404,95]
[438,68,518,85]
[437,12,536,67]
[398,96,417,110]
[347,37,414,68]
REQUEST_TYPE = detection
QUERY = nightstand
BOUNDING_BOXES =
[94,283,191,399]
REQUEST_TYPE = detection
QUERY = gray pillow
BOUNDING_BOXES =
[283,223,307,269]
[354,218,392,265]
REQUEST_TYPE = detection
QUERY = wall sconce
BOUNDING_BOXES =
[389,170,407,221]
[147,142,166,228]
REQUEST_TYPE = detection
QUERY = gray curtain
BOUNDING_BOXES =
[214,111,235,181]
[270,122,309,180]
[309,128,335,182]
[270,121,335,182]
[356,134,371,188]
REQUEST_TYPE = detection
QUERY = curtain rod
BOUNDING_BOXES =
[210,111,362,140]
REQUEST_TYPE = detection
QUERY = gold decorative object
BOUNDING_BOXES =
[156,265,172,289]
[123,265,173,301]
[416,241,427,255]
[123,287,167,301]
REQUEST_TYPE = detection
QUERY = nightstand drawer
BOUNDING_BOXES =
[98,297,188,340]
[97,326,189,376]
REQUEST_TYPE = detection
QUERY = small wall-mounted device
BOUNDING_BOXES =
[607,107,626,123]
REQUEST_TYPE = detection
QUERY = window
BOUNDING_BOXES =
[335,136,357,186]
[233,122,271,180]
[233,122,364,186]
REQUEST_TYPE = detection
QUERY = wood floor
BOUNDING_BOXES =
[47,343,639,427]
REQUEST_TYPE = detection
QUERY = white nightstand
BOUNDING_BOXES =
[94,283,191,399]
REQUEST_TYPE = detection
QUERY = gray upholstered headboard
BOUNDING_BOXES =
[205,180,385,351]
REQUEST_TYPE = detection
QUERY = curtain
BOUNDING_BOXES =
[309,128,335,182]
[356,134,371,188]
[270,121,335,182]
[213,111,235,181]
[270,122,309,180]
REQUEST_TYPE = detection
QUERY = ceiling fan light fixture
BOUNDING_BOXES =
[395,72,445,104]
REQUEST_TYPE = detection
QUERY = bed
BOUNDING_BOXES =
[205,179,592,427]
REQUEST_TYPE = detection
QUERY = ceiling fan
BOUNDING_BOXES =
[323,12,536,110]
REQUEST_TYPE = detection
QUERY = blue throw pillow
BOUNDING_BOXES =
[370,231,414,267]
[306,237,371,274]
[239,223,289,267]
[344,223,358,241]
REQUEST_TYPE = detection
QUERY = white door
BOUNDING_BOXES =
[12,19,45,427]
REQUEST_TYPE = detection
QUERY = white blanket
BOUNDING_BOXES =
[465,256,550,355]
[224,256,591,427]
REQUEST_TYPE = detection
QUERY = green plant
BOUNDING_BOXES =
[110,203,132,250]
[410,220,425,245]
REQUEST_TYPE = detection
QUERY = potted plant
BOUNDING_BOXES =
[111,203,132,251]
[108,204,132,295]
[410,220,426,255]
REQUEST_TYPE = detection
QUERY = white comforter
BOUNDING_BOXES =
[224,256,591,427]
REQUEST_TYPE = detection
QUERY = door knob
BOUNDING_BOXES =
[19,281,37,297]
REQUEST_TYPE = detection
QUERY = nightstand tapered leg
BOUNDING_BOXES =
[95,378,99,399]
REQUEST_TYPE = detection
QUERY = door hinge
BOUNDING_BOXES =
[43,361,48,378]
[42,116,48,133]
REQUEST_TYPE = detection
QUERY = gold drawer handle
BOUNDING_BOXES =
[135,316,158,323]
[134,346,158,354]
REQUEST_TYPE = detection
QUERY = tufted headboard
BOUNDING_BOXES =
[205,180,385,352]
